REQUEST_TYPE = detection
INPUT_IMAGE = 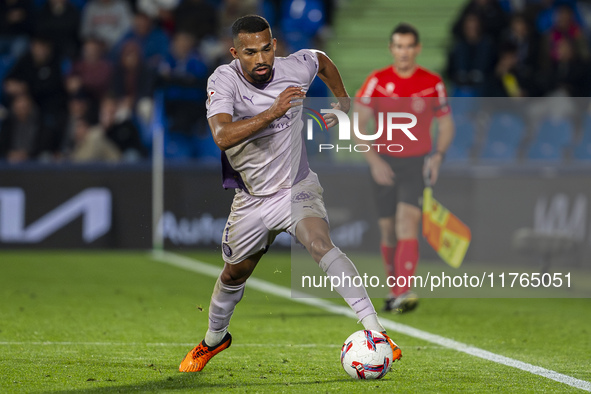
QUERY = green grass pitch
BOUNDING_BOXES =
[1,250,590,393]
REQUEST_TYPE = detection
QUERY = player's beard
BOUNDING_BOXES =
[250,64,272,83]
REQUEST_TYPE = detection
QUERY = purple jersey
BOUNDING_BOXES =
[206,49,319,196]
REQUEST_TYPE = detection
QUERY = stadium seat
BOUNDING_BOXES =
[526,117,574,162]
[446,114,476,162]
[165,132,193,160]
[281,0,325,50]
[573,115,591,161]
[479,112,525,161]
[193,127,220,163]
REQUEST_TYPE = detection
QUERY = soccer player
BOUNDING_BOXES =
[179,15,401,372]
[355,23,455,313]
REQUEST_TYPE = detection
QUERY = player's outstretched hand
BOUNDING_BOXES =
[323,98,351,128]
[370,156,395,186]
[267,86,305,119]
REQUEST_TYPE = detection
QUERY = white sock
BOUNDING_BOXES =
[204,328,227,347]
[361,313,386,333]
[319,247,378,322]
[205,276,245,345]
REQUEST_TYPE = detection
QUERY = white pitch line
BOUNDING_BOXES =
[0,342,341,348]
[152,250,591,392]
[0,341,444,349]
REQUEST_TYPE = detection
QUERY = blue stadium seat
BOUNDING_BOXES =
[527,141,563,161]
[193,126,220,163]
[446,114,476,162]
[479,112,525,161]
[533,117,573,146]
[526,117,574,162]
[573,115,591,161]
[165,132,193,160]
[281,0,325,50]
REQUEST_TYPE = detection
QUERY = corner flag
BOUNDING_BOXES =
[422,187,471,268]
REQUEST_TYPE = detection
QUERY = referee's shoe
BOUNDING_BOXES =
[383,291,419,313]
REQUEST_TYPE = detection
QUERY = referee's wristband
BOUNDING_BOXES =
[431,151,446,161]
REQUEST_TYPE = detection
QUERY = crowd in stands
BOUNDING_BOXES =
[0,0,335,163]
[445,0,591,163]
[2,0,591,165]
[446,0,591,98]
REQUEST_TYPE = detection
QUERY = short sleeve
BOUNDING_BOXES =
[290,49,319,86]
[355,72,379,107]
[206,67,236,119]
[433,79,451,118]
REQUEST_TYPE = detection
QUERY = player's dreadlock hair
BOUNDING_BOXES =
[390,23,420,44]
[231,15,272,39]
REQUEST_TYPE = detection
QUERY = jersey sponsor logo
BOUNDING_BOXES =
[207,89,215,105]
[242,94,254,105]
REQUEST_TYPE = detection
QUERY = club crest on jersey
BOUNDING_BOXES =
[411,97,426,113]
[292,191,314,203]
[222,243,232,257]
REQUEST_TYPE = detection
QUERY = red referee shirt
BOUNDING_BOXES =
[355,65,450,157]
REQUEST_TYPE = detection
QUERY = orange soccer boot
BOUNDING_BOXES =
[381,332,402,364]
[179,332,232,372]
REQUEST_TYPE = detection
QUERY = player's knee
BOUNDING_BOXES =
[308,237,333,262]
[220,264,250,286]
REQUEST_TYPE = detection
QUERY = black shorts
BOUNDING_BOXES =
[371,155,426,218]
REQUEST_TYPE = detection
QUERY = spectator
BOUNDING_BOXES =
[112,12,169,65]
[0,93,40,163]
[80,0,133,49]
[0,0,34,59]
[100,95,146,160]
[483,42,527,97]
[531,0,584,34]
[157,31,208,134]
[110,40,155,117]
[3,36,68,158]
[542,4,589,64]
[70,115,121,162]
[61,89,96,155]
[35,0,81,62]
[136,0,179,35]
[218,0,259,36]
[66,38,113,104]
[542,37,590,97]
[452,0,508,43]
[173,0,218,42]
[499,13,543,95]
[447,12,496,95]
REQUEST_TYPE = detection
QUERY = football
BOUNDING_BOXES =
[340,330,394,379]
